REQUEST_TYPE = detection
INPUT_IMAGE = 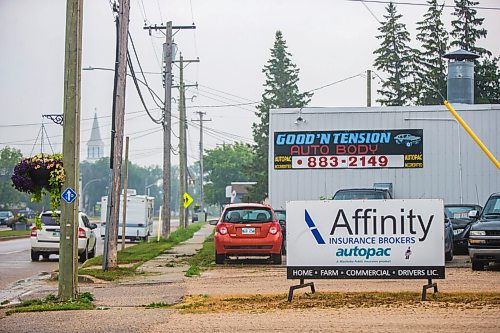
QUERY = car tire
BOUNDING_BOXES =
[271,250,282,265]
[471,260,485,271]
[406,142,411,147]
[31,250,39,262]
[88,242,96,259]
[215,251,225,264]
[79,246,88,263]
[445,249,453,262]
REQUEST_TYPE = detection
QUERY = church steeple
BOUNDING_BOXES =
[87,112,104,161]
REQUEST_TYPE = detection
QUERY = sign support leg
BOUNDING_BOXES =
[421,278,438,301]
[287,278,316,302]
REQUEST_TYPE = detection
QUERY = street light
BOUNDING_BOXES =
[145,178,163,196]
[404,117,463,204]
[82,178,105,214]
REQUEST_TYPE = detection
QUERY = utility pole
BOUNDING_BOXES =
[143,22,195,237]
[103,0,130,270]
[367,69,372,107]
[178,54,186,228]
[192,111,211,213]
[174,54,199,228]
[121,136,129,251]
[59,0,83,301]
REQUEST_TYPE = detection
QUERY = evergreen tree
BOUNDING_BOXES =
[414,0,449,105]
[450,0,500,104]
[450,0,489,57]
[373,2,415,106]
[249,31,312,202]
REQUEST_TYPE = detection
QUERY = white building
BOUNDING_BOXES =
[268,103,500,209]
[86,113,104,161]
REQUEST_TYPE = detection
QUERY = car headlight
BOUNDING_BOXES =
[469,230,486,236]
[453,229,464,236]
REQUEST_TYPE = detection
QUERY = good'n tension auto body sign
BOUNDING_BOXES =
[286,199,444,279]
[274,129,423,169]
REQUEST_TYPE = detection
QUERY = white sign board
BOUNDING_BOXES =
[286,199,444,279]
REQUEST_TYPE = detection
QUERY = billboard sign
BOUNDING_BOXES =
[273,129,423,169]
[286,199,444,279]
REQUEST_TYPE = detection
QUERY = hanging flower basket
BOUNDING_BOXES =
[11,154,66,211]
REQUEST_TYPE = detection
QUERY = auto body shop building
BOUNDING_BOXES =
[268,103,500,209]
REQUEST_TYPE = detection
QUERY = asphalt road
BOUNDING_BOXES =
[0,218,180,290]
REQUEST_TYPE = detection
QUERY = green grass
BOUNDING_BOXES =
[185,232,215,277]
[0,230,31,238]
[6,292,95,315]
[144,301,172,309]
[79,222,205,281]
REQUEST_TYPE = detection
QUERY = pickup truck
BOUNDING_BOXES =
[467,193,500,270]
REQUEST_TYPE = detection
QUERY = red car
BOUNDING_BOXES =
[214,203,283,264]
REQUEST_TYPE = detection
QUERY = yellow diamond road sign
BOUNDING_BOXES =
[183,192,193,208]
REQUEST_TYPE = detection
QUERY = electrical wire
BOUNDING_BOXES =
[128,33,164,109]
[346,0,500,11]
[127,50,163,124]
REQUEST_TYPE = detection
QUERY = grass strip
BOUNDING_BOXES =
[174,291,500,313]
[185,232,215,277]
[0,230,31,238]
[79,222,204,280]
[7,292,95,315]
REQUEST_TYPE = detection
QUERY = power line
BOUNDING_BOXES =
[346,0,500,11]
[306,73,365,93]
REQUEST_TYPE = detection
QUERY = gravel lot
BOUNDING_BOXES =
[1,231,499,333]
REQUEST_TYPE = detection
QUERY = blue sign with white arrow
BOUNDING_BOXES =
[61,187,77,204]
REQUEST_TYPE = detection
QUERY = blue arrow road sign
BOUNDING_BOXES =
[61,187,77,204]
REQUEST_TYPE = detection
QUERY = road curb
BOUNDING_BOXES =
[0,235,30,242]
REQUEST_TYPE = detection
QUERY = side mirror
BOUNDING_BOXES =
[209,219,218,226]
[468,210,479,219]
[90,223,98,230]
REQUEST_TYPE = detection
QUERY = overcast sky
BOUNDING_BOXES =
[1,0,499,167]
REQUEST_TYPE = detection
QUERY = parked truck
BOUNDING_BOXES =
[100,189,154,242]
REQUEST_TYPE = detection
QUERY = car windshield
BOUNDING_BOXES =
[41,214,60,226]
[482,197,500,218]
[333,191,387,200]
[445,206,477,220]
[0,211,10,218]
[222,208,273,223]
[275,211,286,221]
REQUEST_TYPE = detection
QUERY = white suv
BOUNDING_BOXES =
[31,211,97,263]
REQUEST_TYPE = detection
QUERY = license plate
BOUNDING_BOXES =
[241,227,255,235]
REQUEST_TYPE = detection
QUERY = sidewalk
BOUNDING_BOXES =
[0,223,214,333]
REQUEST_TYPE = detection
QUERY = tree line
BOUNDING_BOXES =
[2,1,498,210]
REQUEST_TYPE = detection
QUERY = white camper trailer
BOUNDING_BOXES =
[100,189,154,241]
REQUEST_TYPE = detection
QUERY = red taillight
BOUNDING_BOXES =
[270,226,278,235]
[78,227,86,238]
[31,227,37,237]
[218,225,228,235]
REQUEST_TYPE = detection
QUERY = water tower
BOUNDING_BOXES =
[443,49,479,104]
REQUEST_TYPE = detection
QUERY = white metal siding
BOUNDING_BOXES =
[269,104,500,209]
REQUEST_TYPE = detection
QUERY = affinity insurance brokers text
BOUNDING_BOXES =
[328,208,434,245]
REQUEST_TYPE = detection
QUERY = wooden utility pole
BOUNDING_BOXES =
[121,136,129,251]
[178,54,187,228]
[103,0,130,270]
[192,111,211,213]
[59,0,83,301]
[174,54,198,228]
[162,22,173,239]
[367,69,372,107]
[142,23,196,231]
